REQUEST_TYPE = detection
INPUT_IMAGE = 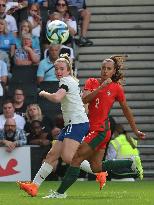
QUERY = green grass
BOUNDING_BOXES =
[0,181,154,205]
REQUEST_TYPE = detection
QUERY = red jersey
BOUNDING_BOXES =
[84,78,126,131]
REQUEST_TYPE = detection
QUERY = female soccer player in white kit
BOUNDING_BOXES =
[18,54,89,196]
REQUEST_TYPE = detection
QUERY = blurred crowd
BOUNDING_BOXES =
[0,0,94,141]
[0,0,94,94]
[0,0,94,179]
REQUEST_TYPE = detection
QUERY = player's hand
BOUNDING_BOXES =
[39,90,46,97]
[104,78,112,85]
[100,78,112,89]
[137,130,146,140]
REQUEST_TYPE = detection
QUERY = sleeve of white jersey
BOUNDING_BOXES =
[59,77,69,88]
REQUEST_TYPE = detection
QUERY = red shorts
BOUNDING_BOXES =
[83,129,111,151]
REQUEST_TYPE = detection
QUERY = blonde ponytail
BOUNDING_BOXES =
[55,53,79,82]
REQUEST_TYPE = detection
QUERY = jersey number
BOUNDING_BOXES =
[95,98,100,109]
[66,124,72,134]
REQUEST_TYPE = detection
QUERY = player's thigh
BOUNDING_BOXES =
[61,138,80,164]
[45,140,63,163]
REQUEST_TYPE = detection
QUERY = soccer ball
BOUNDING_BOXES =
[46,20,69,44]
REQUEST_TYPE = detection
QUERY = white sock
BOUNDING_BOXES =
[80,160,94,174]
[33,162,53,187]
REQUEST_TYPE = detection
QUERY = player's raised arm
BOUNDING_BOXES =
[82,78,112,104]
[39,89,66,103]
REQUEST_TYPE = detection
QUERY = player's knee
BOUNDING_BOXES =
[45,151,58,164]
[61,155,72,164]
[70,153,83,167]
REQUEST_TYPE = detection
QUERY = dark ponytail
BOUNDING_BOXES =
[110,55,128,84]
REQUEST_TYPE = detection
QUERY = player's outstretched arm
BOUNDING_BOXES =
[39,89,66,103]
[119,100,146,140]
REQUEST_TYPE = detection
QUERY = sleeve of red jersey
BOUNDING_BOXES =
[116,84,126,102]
[84,78,97,91]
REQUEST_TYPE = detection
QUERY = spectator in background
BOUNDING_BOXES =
[27,120,55,164]
[6,0,28,23]
[24,104,61,137]
[54,0,77,45]
[16,20,40,50]
[44,45,75,61]
[13,88,28,117]
[48,11,62,22]
[0,19,16,57]
[6,0,28,15]
[67,0,93,46]
[0,99,26,129]
[0,60,8,97]
[0,50,11,74]
[0,118,27,152]
[106,123,143,179]
[37,43,60,85]
[0,0,18,36]
[28,3,42,38]
[27,120,53,146]
[14,33,40,65]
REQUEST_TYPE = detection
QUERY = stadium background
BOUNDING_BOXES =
[0,0,154,204]
[0,0,154,182]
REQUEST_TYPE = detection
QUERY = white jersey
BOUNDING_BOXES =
[59,76,89,126]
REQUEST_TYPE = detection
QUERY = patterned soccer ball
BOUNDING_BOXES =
[46,20,69,44]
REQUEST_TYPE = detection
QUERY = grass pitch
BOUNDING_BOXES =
[0,181,153,205]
